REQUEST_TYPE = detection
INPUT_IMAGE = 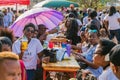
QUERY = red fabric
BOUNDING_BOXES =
[0,0,30,5]
[19,60,27,80]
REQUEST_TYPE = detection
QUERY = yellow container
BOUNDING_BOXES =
[21,41,28,50]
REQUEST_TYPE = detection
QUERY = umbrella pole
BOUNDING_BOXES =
[34,17,38,25]
[34,17,38,29]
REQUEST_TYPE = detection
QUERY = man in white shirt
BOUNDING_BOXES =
[12,23,49,80]
[83,8,92,26]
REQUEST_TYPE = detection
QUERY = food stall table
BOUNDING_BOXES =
[42,56,80,80]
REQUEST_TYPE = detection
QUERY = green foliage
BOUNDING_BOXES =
[69,0,111,9]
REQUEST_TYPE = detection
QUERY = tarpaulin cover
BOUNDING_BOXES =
[0,0,30,5]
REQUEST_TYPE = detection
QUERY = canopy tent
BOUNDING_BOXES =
[0,0,30,13]
[0,0,30,5]
[33,0,79,8]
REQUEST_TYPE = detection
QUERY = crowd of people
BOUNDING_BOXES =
[0,4,120,80]
[0,7,25,29]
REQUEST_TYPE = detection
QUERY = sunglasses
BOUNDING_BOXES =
[26,28,34,33]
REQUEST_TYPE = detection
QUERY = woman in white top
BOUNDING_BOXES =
[104,6,120,43]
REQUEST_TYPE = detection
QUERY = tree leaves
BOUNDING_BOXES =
[69,0,111,8]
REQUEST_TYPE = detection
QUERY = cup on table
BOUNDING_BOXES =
[48,42,54,49]
[61,42,67,48]
[66,44,71,57]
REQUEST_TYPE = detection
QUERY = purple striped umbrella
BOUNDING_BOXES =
[9,7,63,37]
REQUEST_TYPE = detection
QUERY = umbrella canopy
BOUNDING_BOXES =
[33,0,79,8]
[9,7,63,37]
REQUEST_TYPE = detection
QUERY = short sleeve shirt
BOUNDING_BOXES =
[12,38,43,70]
[82,45,97,62]
[104,12,120,30]
[98,67,119,80]
[86,66,103,78]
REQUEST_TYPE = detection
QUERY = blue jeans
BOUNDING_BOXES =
[26,69,35,80]
[109,29,120,44]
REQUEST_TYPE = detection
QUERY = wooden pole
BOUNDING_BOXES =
[16,3,18,14]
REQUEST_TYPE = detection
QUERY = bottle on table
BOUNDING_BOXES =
[66,44,71,57]
[43,40,48,49]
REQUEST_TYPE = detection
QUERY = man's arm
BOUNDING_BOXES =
[118,18,120,23]
[103,20,108,30]
[37,50,44,59]
[19,50,24,59]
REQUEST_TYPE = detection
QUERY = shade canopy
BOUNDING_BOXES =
[9,7,63,37]
[33,0,79,8]
[0,0,30,5]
